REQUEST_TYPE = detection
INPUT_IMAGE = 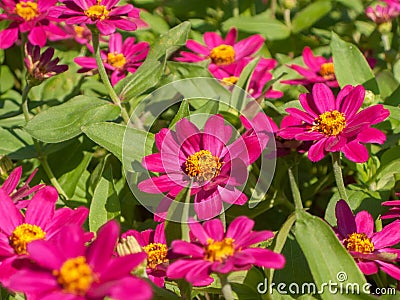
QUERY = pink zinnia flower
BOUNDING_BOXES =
[279,83,389,162]
[0,0,57,49]
[334,200,400,280]
[281,46,339,88]
[47,23,92,45]
[9,221,153,300]
[119,222,168,287]
[138,115,267,220]
[0,186,89,286]
[0,166,44,209]
[167,216,285,286]
[49,0,140,36]
[210,57,283,99]
[366,4,400,24]
[381,192,400,219]
[176,27,264,69]
[74,32,149,85]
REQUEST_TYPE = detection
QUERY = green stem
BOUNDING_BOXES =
[283,9,292,29]
[92,31,130,124]
[232,0,239,17]
[331,152,348,201]
[288,166,303,210]
[219,275,234,300]
[21,85,68,201]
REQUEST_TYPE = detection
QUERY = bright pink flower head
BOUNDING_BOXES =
[176,27,264,69]
[49,0,141,36]
[366,4,400,24]
[167,216,285,286]
[381,193,400,219]
[334,200,400,280]
[384,0,400,9]
[279,83,389,162]
[138,115,268,220]
[0,186,89,286]
[9,221,153,300]
[0,0,57,48]
[210,57,283,99]
[120,222,168,287]
[47,23,92,45]
[281,46,338,88]
[0,166,44,209]
[74,32,149,85]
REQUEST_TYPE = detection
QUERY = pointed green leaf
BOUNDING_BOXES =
[292,1,332,34]
[169,100,190,128]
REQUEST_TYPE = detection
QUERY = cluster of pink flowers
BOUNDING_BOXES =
[366,0,400,25]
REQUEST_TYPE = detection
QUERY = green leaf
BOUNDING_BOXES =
[0,65,15,93]
[295,210,371,300]
[169,100,190,128]
[24,95,120,143]
[292,1,332,34]
[330,32,379,93]
[0,127,36,159]
[376,70,399,99]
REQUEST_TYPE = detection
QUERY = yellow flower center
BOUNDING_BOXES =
[185,150,222,183]
[312,110,346,136]
[53,256,94,295]
[344,233,375,254]
[142,242,169,269]
[84,0,109,21]
[107,52,127,69]
[319,62,335,79]
[221,76,239,86]
[15,1,38,21]
[209,44,235,66]
[9,223,46,255]
[205,238,235,262]
[74,25,85,38]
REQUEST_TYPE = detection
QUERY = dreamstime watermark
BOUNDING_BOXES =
[256,272,396,295]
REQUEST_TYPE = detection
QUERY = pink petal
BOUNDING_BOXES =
[241,248,285,269]
[100,252,147,282]
[28,26,47,47]
[372,220,400,249]
[339,85,365,118]
[224,28,237,45]
[0,26,19,49]
[170,240,204,257]
[234,35,264,60]
[8,269,58,294]
[307,139,327,162]
[112,19,137,31]
[0,189,23,234]
[312,83,335,113]
[27,240,64,270]
[217,185,247,205]
[203,218,224,241]
[357,261,378,275]
[188,221,210,244]
[186,40,209,55]
[107,277,153,300]
[357,128,386,144]
[376,260,400,280]
[335,199,356,238]
[97,20,116,35]
[302,47,325,72]
[342,141,369,163]
[25,187,58,229]
[1,166,22,195]
[194,189,223,220]
[285,108,314,123]
[203,32,224,48]
[226,216,254,240]
[355,211,374,237]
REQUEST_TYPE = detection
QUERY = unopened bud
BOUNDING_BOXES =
[117,236,148,277]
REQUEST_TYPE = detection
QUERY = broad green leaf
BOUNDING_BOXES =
[0,128,36,159]
[0,65,14,93]
[140,10,170,34]
[376,70,399,99]
[336,0,363,13]
[330,33,379,93]
[292,1,332,34]
[295,210,370,300]
[169,100,190,128]
[25,95,120,143]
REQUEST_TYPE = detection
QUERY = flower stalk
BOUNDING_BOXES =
[288,165,303,210]
[331,152,348,201]
[219,274,234,300]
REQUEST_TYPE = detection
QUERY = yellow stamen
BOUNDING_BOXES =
[312,110,346,136]
[142,243,169,269]
[74,25,85,38]
[185,150,222,183]
[53,256,94,295]
[9,223,46,255]
[319,62,335,79]
[15,1,38,21]
[209,45,235,66]
[344,233,375,254]
[107,52,126,69]
[221,76,239,86]
[205,238,235,262]
[84,0,109,21]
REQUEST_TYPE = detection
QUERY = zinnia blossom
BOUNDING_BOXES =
[334,200,400,279]
[8,221,153,300]
[175,27,264,70]
[279,83,389,162]
[210,57,283,99]
[166,216,285,286]
[49,0,140,36]
[281,46,339,88]
[118,222,168,287]
[381,192,400,219]
[0,186,89,286]
[366,4,400,24]
[0,166,44,209]
[74,32,149,85]
[0,0,57,48]
[47,23,92,45]
[138,115,268,220]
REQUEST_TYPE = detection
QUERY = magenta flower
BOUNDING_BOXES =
[366,5,400,24]
[281,46,339,88]
[74,32,149,85]
[334,200,400,279]
[8,221,153,300]
[49,0,140,36]
[384,0,400,10]
[24,42,68,85]
[120,222,168,287]
[0,0,57,48]
[0,166,44,209]
[0,186,89,287]
[47,23,92,45]
[210,57,283,99]
[176,27,264,69]
[381,193,400,219]
[167,216,285,286]
[279,83,389,162]
[138,115,267,220]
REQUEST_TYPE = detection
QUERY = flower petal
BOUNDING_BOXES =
[241,248,285,269]
[0,189,23,234]
[342,141,369,163]
[355,211,374,238]
[372,220,400,249]
[25,186,58,229]
[312,83,335,113]
[335,200,356,238]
